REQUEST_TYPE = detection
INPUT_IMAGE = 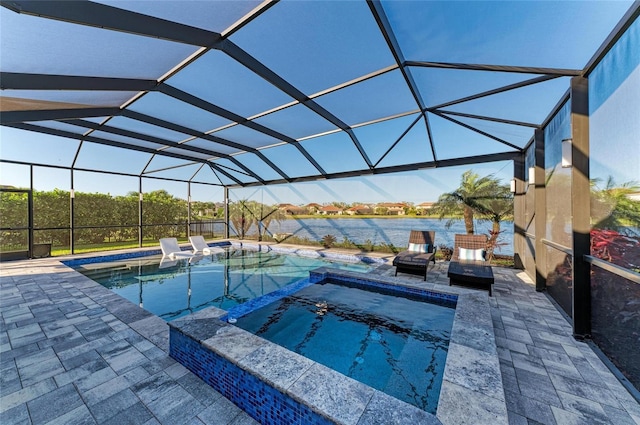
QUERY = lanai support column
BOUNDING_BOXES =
[513,154,526,270]
[570,76,591,339]
[187,182,192,239]
[224,187,229,239]
[138,177,143,248]
[70,169,75,254]
[533,129,547,292]
[28,166,34,258]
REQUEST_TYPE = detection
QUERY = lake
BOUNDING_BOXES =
[267,217,514,255]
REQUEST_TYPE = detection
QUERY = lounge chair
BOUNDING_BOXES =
[189,235,224,255]
[392,230,437,281]
[447,234,495,296]
[159,237,195,259]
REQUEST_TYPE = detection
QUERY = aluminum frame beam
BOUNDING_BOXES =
[437,110,540,129]
[405,61,582,76]
[0,107,121,123]
[64,119,266,184]
[3,122,244,185]
[159,84,332,175]
[220,41,370,171]
[226,151,519,189]
[1,0,220,46]
[367,0,437,164]
[429,110,523,152]
[0,72,158,91]
[429,75,561,110]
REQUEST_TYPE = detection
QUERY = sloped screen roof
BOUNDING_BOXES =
[0,0,634,187]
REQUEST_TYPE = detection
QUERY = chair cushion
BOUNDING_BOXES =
[408,243,429,253]
[393,250,434,266]
[459,247,485,261]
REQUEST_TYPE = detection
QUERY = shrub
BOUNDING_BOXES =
[340,237,358,249]
[438,245,453,261]
[362,239,375,252]
[321,234,337,248]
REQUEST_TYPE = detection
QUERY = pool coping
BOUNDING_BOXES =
[59,239,391,268]
[168,268,508,425]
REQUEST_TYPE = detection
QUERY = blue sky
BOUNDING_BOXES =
[0,1,636,204]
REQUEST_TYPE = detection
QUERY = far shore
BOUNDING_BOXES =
[281,214,461,220]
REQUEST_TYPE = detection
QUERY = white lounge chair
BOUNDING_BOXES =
[189,254,204,265]
[159,237,194,259]
[158,257,179,269]
[189,235,224,255]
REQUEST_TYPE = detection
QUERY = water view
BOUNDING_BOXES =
[268,218,514,255]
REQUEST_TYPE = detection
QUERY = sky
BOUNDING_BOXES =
[0,1,636,205]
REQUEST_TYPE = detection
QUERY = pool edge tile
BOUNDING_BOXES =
[358,391,442,425]
[237,342,315,392]
[288,362,375,425]
[202,325,268,363]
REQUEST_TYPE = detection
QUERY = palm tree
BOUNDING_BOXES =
[257,204,286,241]
[432,170,500,234]
[228,200,287,240]
[591,177,640,236]
[228,200,256,239]
[467,182,513,260]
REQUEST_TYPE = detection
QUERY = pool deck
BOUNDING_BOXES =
[1,245,639,424]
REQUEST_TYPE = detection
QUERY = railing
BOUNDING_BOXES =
[541,238,573,255]
[585,255,640,284]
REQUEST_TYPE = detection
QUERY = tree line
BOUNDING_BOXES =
[0,189,220,247]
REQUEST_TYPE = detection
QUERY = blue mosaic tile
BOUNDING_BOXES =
[62,249,163,267]
[223,278,315,322]
[310,270,458,308]
[170,328,335,425]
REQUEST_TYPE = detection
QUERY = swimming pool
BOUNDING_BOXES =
[233,277,455,414]
[169,268,507,424]
[69,247,377,321]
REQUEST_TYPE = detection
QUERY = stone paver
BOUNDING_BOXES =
[1,250,639,425]
[0,257,257,425]
[381,262,640,425]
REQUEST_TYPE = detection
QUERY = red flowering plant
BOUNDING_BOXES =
[590,228,640,272]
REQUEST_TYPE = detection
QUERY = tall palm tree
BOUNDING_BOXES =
[467,182,513,259]
[228,200,256,239]
[228,200,287,240]
[432,170,500,234]
[257,204,286,241]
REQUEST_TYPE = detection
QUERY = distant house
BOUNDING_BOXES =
[278,203,307,215]
[415,202,435,215]
[375,202,406,215]
[319,205,343,215]
[305,203,322,214]
[345,205,373,215]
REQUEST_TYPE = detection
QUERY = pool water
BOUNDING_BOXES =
[71,248,375,321]
[234,279,455,413]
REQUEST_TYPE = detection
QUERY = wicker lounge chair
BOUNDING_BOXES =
[392,230,437,281]
[159,237,194,259]
[447,234,495,296]
[189,235,224,255]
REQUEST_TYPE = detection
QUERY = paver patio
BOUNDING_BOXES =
[1,250,639,424]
